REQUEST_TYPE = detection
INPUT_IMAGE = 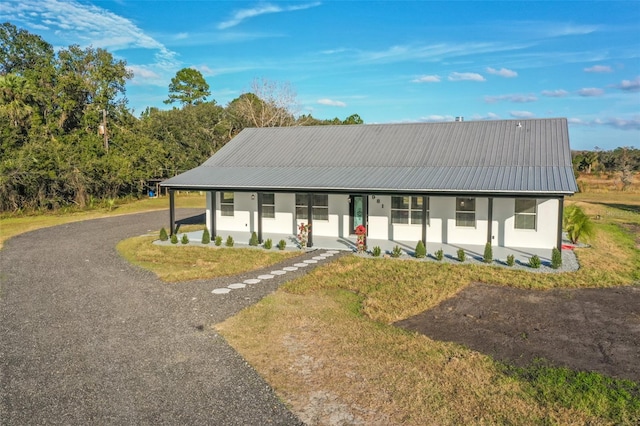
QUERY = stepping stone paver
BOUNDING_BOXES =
[283,266,298,271]
[258,274,274,280]
[244,278,261,284]
[212,288,231,294]
[271,270,287,275]
[294,263,309,267]
[228,283,246,289]
[312,256,325,260]
[303,259,318,264]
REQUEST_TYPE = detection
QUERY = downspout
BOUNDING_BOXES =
[169,190,175,236]
[307,193,313,248]
[257,192,263,244]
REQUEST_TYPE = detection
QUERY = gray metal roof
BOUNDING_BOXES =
[161,118,578,195]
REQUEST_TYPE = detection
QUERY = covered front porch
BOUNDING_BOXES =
[173,228,558,265]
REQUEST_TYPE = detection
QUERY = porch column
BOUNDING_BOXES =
[362,194,369,247]
[557,197,564,251]
[208,191,217,237]
[307,193,313,248]
[487,197,493,244]
[421,195,428,244]
[257,192,263,243]
[169,190,175,236]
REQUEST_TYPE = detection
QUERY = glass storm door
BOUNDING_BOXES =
[350,195,365,233]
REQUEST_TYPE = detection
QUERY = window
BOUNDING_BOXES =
[515,199,537,230]
[221,192,234,216]
[391,196,427,225]
[295,193,329,221]
[456,197,475,227]
[262,193,275,219]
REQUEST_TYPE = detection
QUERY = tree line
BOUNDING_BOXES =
[0,23,363,213]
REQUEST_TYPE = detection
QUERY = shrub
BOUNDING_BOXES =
[277,239,287,250]
[391,245,402,258]
[457,248,466,262]
[414,240,426,258]
[551,247,562,269]
[214,235,222,246]
[372,246,382,257]
[506,254,515,266]
[563,205,595,244]
[483,242,493,263]
[170,234,178,244]
[225,235,234,247]
[201,228,211,244]
[264,238,273,250]
[159,227,168,241]
[249,232,259,246]
[181,234,189,245]
[529,255,541,269]
[435,249,444,261]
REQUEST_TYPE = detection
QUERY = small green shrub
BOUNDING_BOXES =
[372,246,382,257]
[170,234,178,244]
[551,247,562,269]
[391,245,402,258]
[414,240,426,258]
[201,228,211,244]
[435,249,444,261]
[483,242,493,263]
[529,255,541,269]
[249,232,259,246]
[506,254,515,266]
[277,239,287,250]
[225,235,234,247]
[159,227,168,241]
[264,238,273,249]
[181,234,189,245]
[214,235,222,246]
[457,248,466,262]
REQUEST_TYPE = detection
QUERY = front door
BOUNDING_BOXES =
[349,195,366,233]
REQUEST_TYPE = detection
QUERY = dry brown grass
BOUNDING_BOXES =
[216,195,639,424]
[576,171,640,193]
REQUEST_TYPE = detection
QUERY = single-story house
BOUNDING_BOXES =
[160,118,578,251]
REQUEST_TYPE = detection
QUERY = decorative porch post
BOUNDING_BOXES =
[362,194,368,247]
[257,192,263,243]
[169,190,175,236]
[487,197,494,244]
[307,193,313,248]
[557,196,564,251]
[208,191,217,238]
[421,195,428,244]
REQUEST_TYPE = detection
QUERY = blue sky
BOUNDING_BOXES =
[2,0,639,150]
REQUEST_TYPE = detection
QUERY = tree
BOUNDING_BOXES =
[164,68,210,106]
[563,205,595,244]
[343,113,363,125]
[226,78,297,130]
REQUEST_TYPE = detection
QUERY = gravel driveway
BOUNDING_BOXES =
[0,210,305,425]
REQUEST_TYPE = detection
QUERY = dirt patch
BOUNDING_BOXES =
[396,283,640,382]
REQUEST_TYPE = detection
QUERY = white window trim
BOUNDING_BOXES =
[455,197,476,228]
[514,198,538,231]
[391,196,428,226]
[220,192,234,217]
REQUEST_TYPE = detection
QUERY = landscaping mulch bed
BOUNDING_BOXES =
[396,283,640,382]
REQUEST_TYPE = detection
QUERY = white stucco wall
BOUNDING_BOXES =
[205,191,559,249]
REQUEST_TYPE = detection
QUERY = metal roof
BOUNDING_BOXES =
[161,118,578,195]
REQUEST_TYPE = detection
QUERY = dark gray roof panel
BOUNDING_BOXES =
[162,118,578,194]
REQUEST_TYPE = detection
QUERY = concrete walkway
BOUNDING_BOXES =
[0,209,340,425]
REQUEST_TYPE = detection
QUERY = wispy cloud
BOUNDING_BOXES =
[419,115,455,122]
[484,94,537,103]
[486,67,517,78]
[317,98,346,107]
[545,23,600,37]
[412,75,441,83]
[2,0,180,79]
[541,89,569,98]
[584,64,613,73]
[578,87,605,97]
[510,111,535,118]
[448,72,485,82]
[218,2,321,30]
[617,76,640,92]
[570,116,640,131]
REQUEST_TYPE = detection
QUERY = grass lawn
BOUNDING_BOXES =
[215,194,640,425]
